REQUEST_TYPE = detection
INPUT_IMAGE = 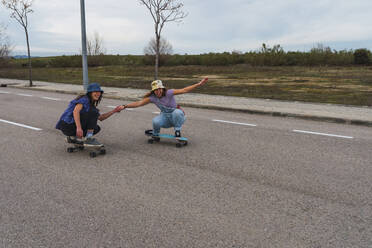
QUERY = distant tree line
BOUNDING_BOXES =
[2,44,372,68]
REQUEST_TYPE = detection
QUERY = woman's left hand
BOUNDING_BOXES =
[113,105,125,113]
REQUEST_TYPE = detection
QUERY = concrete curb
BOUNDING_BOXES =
[7,83,372,127]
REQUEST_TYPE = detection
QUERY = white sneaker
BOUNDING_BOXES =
[84,137,103,147]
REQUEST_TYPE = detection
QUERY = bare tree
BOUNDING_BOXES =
[144,37,173,66]
[139,0,187,79]
[2,0,34,86]
[144,37,173,56]
[0,24,12,59]
[87,31,106,56]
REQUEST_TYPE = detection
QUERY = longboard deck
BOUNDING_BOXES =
[65,137,105,157]
[145,130,188,147]
[152,133,188,141]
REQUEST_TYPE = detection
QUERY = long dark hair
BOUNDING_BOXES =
[75,92,103,107]
[143,88,167,98]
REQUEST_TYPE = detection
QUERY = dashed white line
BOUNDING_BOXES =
[42,96,60,101]
[17,93,33,97]
[0,91,358,141]
[212,119,257,127]
[293,129,353,139]
[0,119,42,131]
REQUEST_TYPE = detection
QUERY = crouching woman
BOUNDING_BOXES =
[56,82,122,146]
[120,77,208,137]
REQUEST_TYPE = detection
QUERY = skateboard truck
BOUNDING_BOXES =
[66,137,106,157]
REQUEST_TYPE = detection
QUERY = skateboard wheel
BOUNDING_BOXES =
[183,141,188,146]
[67,147,74,153]
[90,152,97,158]
[148,139,154,144]
[100,149,106,155]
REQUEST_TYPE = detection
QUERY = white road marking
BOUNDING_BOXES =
[42,96,60,101]
[293,129,353,139]
[17,93,33,97]
[212,119,257,127]
[0,91,10,94]
[0,119,42,131]
[152,111,160,114]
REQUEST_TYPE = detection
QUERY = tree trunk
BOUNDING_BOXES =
[155,35,160,80]
[155,53,159,80]
[25,28,32,87]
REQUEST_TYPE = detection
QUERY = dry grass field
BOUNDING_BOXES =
[1,64,372,106]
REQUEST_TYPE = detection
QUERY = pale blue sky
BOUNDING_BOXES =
[1,0,372,56]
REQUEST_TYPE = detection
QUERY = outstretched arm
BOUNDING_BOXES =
[98,105,123,121]
[123,97,151,109]
[173,77,208,95]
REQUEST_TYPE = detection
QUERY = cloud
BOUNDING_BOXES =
[1,0,372,56]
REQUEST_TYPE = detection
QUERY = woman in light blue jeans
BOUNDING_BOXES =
[119,77,208,137]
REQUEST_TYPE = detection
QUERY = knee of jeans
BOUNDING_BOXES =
[173,110,185,121]
[173,109,184,117]
[152,118,161,127]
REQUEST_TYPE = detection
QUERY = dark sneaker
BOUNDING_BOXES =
[66,136,83,145]
[145,129,153,135]
[84,137,103,147]
[175,130,181,137]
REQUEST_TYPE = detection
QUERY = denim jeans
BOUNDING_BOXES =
[152,109,185,135]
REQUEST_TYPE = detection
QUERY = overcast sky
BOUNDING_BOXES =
[1,0,372,56]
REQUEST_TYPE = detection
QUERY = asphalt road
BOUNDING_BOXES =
[1,88,372,247]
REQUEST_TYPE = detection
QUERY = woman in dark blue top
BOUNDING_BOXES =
[56,83,122,146]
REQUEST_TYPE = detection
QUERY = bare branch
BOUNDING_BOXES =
[87,31,106,56]
[144,37,173,55]
[2,0,33,29]
[0,24,12,58]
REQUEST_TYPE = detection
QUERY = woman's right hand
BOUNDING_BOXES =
[76,127,83,138]
[198,77,208,86]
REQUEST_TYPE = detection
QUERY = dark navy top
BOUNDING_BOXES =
[55,95,97,129]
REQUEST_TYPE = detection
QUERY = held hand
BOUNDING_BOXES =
[76,127,83,138]
[114,105,125,113]
[198,77,208,87]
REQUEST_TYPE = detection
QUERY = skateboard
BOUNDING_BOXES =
[65,137,106,158]
[145,130,188,148]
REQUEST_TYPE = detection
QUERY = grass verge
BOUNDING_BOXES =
[1,65,371,106]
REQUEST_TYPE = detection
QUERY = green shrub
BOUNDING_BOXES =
[50,55,81,67]
[20,46,363,68]
[31,58,49,68]
[354,49,371,65]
